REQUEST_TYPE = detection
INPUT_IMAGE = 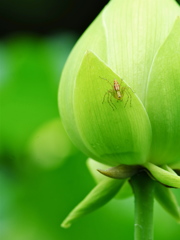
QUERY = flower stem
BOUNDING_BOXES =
[129,171,155,240]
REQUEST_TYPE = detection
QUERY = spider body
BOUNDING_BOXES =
[113,80,122,100]
[101,77,132,110]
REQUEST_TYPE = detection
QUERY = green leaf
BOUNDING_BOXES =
[143,162,180,188]
[154,182,180,222]
[146,18,180,165]
[73,51,152,166]
[61,177,125,228]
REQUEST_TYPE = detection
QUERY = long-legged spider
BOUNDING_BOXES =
[100,77,133,110]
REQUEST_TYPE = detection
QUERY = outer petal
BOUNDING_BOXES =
[155,182,180,222]
[146,18,180,165]
[143,162,180,188]
[73,51,151,166]
[61,177,125,228]
[59,12,107,156]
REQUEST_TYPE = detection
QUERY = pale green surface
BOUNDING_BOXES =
[146,18,180,165]
[59,12,107,157]
[103,0,180,103]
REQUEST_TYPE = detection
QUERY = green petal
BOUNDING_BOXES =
[59,12,107,157]
[61,177,124,228]
[143,162,180,188]
[146,18,180,165]
[74,51,151,166]
[103,0,180,102]
[155,182,180,222]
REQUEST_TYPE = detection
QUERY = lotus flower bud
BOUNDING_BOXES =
[59,0,180,167]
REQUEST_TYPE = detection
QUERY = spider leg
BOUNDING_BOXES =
[99,76,114,88]
[120,78,134,93]
[102,91,108,104]
[102,90,116,110]
[108,91,116,110]
[124,87,132,107]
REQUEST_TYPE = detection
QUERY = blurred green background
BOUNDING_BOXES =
[0,1,180,240]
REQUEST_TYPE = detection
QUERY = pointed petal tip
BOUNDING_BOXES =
[61,221,71,229]
[97,168,110,177]
[97,167,117,179]
[97,164,140,179]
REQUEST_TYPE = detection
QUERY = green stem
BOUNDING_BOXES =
[129,171,155,240]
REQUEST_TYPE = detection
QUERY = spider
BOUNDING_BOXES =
[100,77,133,110]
